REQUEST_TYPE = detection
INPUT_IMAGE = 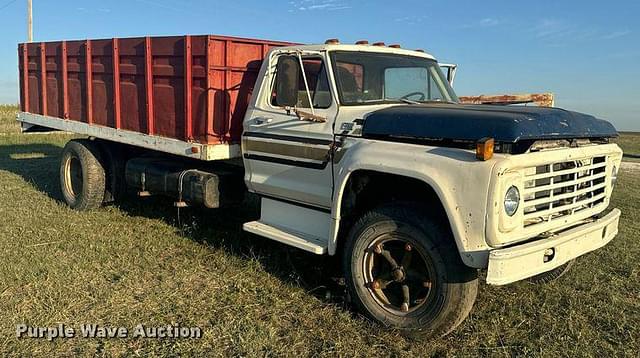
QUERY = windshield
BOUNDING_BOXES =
[330,51,458,105]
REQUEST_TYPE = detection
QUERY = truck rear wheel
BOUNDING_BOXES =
[60,139,106,211]
[343,203,478,338]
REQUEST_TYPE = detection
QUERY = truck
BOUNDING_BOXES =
[17,34,623,338]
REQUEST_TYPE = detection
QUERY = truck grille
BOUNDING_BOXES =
[522,155,608,228]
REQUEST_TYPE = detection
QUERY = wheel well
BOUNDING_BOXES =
[91,138,139,203]
[336,170,453,252]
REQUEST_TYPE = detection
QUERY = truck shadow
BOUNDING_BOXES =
[116,193,347,305]
[0,143,66,200]
[0,142,347,306]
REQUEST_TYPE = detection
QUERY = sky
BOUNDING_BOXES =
[0,0,638,130]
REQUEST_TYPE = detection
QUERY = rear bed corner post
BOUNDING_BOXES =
[20,43,29,113]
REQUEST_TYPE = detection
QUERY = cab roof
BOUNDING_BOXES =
[275,43,437,61]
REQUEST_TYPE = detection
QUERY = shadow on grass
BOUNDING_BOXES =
[116,195,346,302]
[0,143,65,200]
[0,142,347,305]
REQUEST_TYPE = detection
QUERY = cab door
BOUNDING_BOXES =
[242,51,337,209]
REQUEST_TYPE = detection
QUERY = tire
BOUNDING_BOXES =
[342,203,478,338]
[528,259,575,284]
[59,139,106,211]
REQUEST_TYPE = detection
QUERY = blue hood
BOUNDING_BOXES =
[361,104,618,143]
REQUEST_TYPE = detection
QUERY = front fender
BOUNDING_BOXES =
[330,138,499,268]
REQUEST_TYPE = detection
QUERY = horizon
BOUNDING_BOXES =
[0,0,638,130]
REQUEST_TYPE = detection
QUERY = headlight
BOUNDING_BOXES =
[504,186,520,216]
[612,165,618,188]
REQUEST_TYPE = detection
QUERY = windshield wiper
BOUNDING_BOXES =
[355,99,403,104]
[419,99,458,105]
[399,98,420,105]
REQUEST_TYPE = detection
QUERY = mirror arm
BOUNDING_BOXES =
[280,106,325,122]
[294,108,326,123]
[296,52,315,115]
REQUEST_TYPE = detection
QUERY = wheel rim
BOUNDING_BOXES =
[363,234,437,315]
[64,155,83,198]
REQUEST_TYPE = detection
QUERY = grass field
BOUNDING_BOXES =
[617,132,640,162]
[0,105,638,356]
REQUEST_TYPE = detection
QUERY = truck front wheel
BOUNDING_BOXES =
[343,203,478,338]
[59,139,106,211]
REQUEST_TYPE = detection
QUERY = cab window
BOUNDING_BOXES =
[271,57,332,109]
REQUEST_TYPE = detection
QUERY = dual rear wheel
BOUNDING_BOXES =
[59,139,126,210]
[59,139,106,210]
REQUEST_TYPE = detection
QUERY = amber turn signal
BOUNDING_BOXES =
[476,137,494,161]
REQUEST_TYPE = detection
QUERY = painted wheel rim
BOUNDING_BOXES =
[64,155,83,198]
[363,234,436,315]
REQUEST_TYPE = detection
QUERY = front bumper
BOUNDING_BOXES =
[486,208,621,285]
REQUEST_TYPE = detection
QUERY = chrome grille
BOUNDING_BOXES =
[522,156,608,228]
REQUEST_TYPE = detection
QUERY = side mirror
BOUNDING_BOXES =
[274,55,300,107]
[439,63,457,87]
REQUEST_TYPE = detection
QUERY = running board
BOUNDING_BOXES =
[243,221,327,254]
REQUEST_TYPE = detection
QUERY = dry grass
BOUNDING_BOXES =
[1,105,639,356]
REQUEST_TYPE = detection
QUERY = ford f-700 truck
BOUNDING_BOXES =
[17,35,623,337]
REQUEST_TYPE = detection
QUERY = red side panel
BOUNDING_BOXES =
[118,37,148,133]
[18,34,294,145]
[21,43,41,114]
[66,40,88,122]
[88,39,118,127]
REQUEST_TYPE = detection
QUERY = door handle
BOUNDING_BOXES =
[252,117,273,126]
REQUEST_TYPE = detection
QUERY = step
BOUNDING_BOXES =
[242,221,327,254]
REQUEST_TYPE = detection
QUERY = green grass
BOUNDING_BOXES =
[616,132,640,162]
[0,105,20,135]
[1,105,639,356]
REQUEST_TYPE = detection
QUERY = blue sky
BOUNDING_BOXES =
[0,0,638,130]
